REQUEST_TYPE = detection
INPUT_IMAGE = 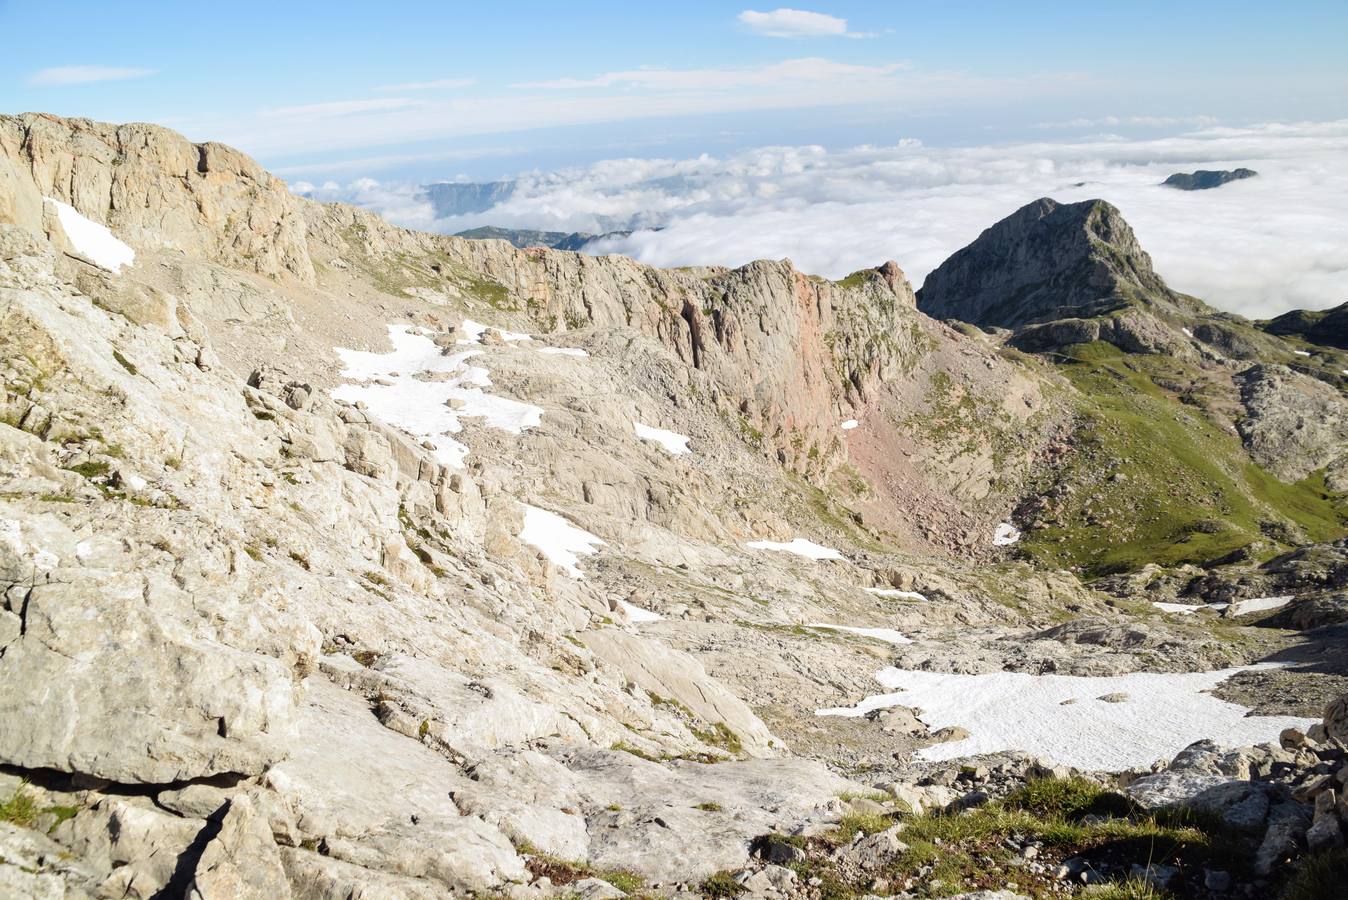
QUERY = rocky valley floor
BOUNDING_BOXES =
[2,113,1348,899]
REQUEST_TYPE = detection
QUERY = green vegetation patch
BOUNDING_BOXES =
[739,777,1261,898]
[0,784,39,828]
[516,840,646,894]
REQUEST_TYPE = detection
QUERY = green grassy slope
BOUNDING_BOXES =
[1019,342,1348,577]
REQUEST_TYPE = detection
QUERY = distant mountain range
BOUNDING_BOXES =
[453,225,646,251]
[419,180,516,217]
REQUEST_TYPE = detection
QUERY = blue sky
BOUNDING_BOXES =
[2,1,1346,181]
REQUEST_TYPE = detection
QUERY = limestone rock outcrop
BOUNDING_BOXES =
[0,112,314,282]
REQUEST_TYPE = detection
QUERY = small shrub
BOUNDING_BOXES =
[67,460,110,480]
[0,785,38,828]
[691,721,743,755]
[835,811,893,843]
[694,801,723,812]
[700,871,746,897]
[610,741,660,762]
[1004,775,1128,820]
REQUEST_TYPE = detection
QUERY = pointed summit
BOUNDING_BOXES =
[916,197,1183,330]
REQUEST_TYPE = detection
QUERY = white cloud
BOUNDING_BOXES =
[260,98,418,120]
[512,57,905,91]
[270,144,523,177]
[290,176,438,231]
[1036,114,1221,129]
[28,66,157,86]
[322,120,1348,320]
[737,8,872,39]
[376,77,476,91]
[210,64,1089,157]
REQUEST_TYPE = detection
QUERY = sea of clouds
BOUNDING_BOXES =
[294,120,1348,318]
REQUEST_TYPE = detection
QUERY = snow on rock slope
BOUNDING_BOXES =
[634,421,691,454]
[746,537,844,560]
[806,623,912,644]
[44,198,135,272]
[518,504,606,579]
[333,324,543,468]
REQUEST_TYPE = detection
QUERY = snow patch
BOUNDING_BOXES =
[745,538,844,560]
[333,324,543,468]
[840,419,859,430]
[45,198,135,273]
[518,505,605,579]
[1181,327,1194,338]
[458,318,532,345]
[817,664,1315,771]
[634,422,691,455]
[993,523,1021,546]
[1152,602,1207,615]
[807,623,912,644]
[866,587,928,601]
[539,347,589,357]
[1228,595,1294,617]
[1293,350,1312,357]
[618,599,665,623]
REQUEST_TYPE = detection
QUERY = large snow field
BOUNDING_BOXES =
[817,663,1316,771]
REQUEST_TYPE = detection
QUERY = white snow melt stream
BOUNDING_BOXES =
[519,505,605,579]
[45,198,135,273]
[807,624,911,644]
[817,664,1315,771]
[618,599,665,623]
[745,538,844,561]
[634,422,691,455]
[333,324,543,468]
[866,587,928,601]
[993,523,1021,546]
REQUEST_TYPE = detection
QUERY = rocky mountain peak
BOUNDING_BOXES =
[915,196,1178,331]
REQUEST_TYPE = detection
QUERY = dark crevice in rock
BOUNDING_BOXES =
[151,802,226,900]
[0,762,247,797]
